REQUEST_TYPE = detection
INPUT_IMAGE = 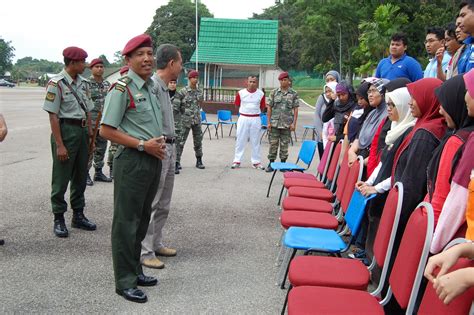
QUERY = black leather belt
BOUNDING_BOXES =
[165,137,176,144]
[59,118,87,127]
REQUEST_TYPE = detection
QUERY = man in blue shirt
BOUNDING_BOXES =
[458,1,474,74]
[424,27,451,78]
[375,32,423,82]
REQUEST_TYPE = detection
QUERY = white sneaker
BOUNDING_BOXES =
[252,163,265,170]
[231,162,240,169]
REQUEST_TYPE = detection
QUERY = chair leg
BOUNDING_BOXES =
[266,170,278,197]
[214,126,219,139]
[302,128,308,141]
[293,130,297,142]
[281,248,297,289]
[229,124,233,137]
[289,135,293,146]
[207,127,212,140]
[281,284,293,315]
[277,184,285,206]
[277,246,291,286]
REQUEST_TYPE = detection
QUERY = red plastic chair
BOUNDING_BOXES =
[287,202,435,315]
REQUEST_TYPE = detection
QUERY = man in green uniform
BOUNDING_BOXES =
[100,34,165,303]
[106,66,129,179]
[265,71,299,172]
[43,46,97,237]
[174,70,205,173]
[86,58,112,185]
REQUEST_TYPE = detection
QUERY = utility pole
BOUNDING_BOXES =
[338,23,342,77]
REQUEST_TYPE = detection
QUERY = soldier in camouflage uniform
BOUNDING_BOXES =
[173,70,205,173]
[265,71,299,172]
[87,58,112,185]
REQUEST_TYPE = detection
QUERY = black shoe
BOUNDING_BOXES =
[176,162,182,170]
[265,164,274,173]
[196,157,205,169]
[94,169,112,182]
[115,288,147,303]
[109,166,114,179]
[137,273,158,286]
[0,239,5,245]
[71,213,97,231]
[86,173,94,186]
[54,219,69,238]
[175,163,180,175]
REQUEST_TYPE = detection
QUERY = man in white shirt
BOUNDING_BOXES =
[424,27,451,78]
[231,75,266,169]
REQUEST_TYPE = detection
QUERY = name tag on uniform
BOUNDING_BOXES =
[135,93,147,103]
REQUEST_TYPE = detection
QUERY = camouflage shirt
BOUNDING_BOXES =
[269,87,299,129]
[89,76,111,121]
[173,86,203,127]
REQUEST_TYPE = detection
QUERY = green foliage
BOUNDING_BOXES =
[98,54,111,66]
[0,38,15,75]
[146,0,213,63]
[12,57,63,80]
[112,50,124,66]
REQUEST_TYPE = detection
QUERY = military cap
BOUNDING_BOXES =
[188,70,199,79]
[119,65,129,75]
[89,58,103,68]
[63,47,88,60]
[278,72,289,80]
[122,34,153,56]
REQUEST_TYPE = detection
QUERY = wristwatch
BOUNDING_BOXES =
[137,140,145,152]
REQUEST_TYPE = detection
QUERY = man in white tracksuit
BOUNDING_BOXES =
[231,75,266,169]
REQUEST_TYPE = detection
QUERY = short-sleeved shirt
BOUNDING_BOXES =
[151,74,175,138]
[375,53,424,82]
[89,76,111,121]
[42,69,94,119]
[457,36,474,74]
[173,86,203,127]
[423,51,451,78]
[101,69,163,140]
[269,87,299,129]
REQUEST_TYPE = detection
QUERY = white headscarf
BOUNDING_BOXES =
[385,87,416,146]
[323,81,338,102]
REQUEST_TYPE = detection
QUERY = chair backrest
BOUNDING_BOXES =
[325,141,342,182]
[334,150,350,203]
[297,140,317,167]
[317,141,334,181]
[200,110,207,122]
[388,202,434,314]
[370,182,403,296]
[260,113,268,127]
[340,156,364,212]
[344,189,376,237]
[217,110,232,122]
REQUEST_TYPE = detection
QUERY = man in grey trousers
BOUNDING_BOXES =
[141,44,183,269]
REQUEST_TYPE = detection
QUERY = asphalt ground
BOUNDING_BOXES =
[0,86,318,314]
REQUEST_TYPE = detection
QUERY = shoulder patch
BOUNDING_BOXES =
[115,84,125,93]
[45,91,56,102]
[48,80,58,88]
[118,76,132,86]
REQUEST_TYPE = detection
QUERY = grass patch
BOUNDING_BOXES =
[296,89,323,106]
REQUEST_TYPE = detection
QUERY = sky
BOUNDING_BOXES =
[1,0,277,63]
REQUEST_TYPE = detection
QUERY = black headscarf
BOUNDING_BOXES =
[427,74,474,199]
[384,78,412,93]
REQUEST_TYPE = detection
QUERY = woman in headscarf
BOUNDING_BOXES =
[344,82,373,144]
[430,71,474,253]
[347,79,388,165]
[319,81,338,148]
[322,81,357,143]
[314,71,340,157]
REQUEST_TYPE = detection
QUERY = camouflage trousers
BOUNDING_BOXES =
[175,123,203,163]
[267,128,291,161]
[108,142,119,167]
[88,132,108,170]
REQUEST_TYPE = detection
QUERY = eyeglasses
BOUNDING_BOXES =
[424,38,440,44]
[387,101,396,108]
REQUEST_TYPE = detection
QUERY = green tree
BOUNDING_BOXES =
[146,0,213,63]
[112,50,124,66]
[12,57,63,80]
[0,38,15,75]
[98,54,111,66]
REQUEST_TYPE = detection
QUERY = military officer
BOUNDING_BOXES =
[141,44,182,270]
[265,71,299,172]
[106,66,129,179]
[86,58,112,185]
[100,34,166,303]
[42,46,97,237]
[174,70,205,173]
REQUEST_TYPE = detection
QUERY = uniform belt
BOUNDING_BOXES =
[165,137,176,144]
[59,118,87,127]
[239,113,260,117]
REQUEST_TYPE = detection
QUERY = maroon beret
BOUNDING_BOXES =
[63,46,88,60]
[119,66,129,75]
[122,34,153,56]
[89,58,103,68]
[188,70,199,79]
[278,71,289,80]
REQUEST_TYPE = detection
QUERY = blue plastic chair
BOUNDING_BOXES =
[279,190,376,289]
[217,110,237,137]
[260,113,268,143]
[302,125,318,140]
[266,140,317,197]
[200,111,219,140]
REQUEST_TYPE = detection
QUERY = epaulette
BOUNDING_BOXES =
[117,76,132,87]
[49,74,64,86]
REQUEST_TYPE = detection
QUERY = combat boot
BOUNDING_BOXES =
[177,161,182,170]
[265,160,275,173]
[72,210,97,231]
[86,172,94,186]
[196,157,205,169]
[94,168,112,182]
[175,162,180,174]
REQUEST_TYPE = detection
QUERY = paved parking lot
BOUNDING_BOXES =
[0,86,317,313]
